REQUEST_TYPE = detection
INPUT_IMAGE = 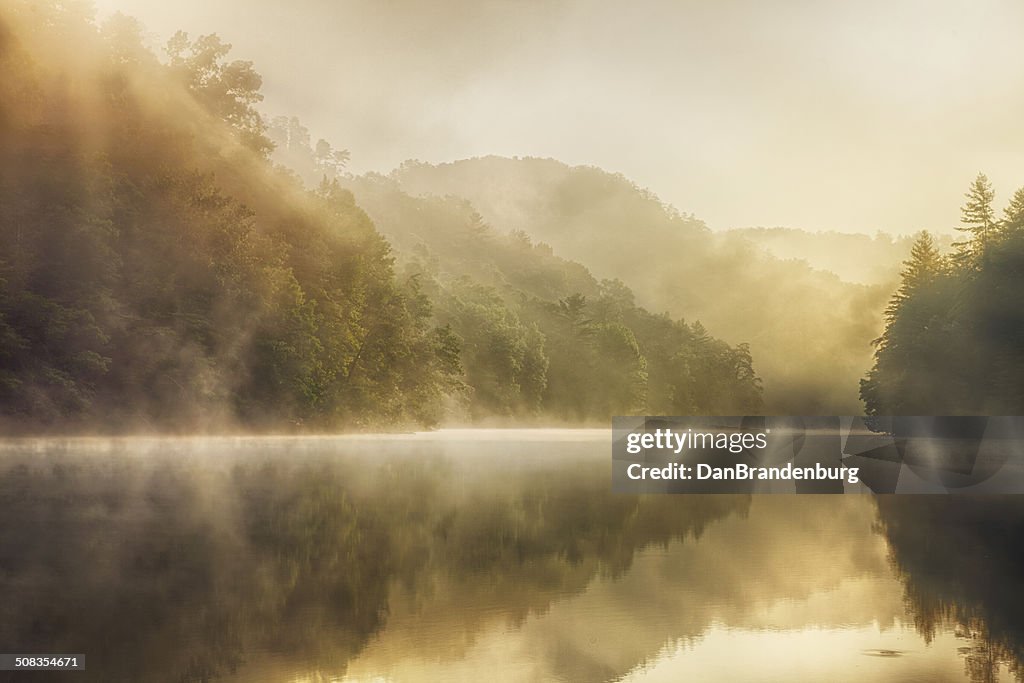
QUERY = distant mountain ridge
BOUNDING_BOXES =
[727,227,954,285]
[340,172,765,421]
[386,156,894,413]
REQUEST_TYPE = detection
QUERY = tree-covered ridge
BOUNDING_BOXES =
[862,173,1024,415]
[0,1,763,430]
[388,156,890,413]
[0,1,459,431]
[342,174,763,421]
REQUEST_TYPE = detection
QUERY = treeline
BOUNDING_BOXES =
[340,174,763,421]
[389,157,889,413]
[0,2,762,430]
[0,2,459,430]
[862,173,1024,414]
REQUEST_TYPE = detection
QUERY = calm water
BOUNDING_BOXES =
[0,430,1022,683]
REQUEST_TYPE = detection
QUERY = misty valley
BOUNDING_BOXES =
[3,2,1023,432]
[2,2,1024,683]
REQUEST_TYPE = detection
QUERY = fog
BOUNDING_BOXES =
[6,0,1023,425]
[92,0,1024,234]
[5,435,1023,680]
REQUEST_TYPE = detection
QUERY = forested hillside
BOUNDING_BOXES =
[391,157,891,413]
[0,1,459,431]
[862,174,1024,415]
[0,2,764,430]
[342,174,764,421]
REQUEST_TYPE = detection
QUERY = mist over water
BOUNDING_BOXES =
[3,3,1024,680]
[1,433,1022,682]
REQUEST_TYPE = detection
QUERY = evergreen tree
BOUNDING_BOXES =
[861,232,951,415]
[863,196,1024,415]
[885,231,946,319]
[1001,186,1024,238]
[955,173,996,268]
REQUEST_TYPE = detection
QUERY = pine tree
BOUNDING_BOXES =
[861,231,949,415]
[1001,186,1024,237]
[955,173,996,268]
[885,231,945,321]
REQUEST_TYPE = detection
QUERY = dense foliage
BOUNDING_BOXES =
[341,174,764,421]
[0,2,764,430]
[862,173,1024,414]
[0,2,459,431]
[389,157,889,413]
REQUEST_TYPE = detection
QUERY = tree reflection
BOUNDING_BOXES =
[875,496,1024,683]
[0,443,748,682]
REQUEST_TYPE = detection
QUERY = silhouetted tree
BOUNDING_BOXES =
[863,178,1024,415]
[166,31,273,156]
[1001,186,1024,238]
[955,173,997,269]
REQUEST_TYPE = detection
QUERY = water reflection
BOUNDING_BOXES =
[0,433,1020,682]
[876,497,1024,683]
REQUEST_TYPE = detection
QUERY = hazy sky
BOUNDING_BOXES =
[91,0,1024,234]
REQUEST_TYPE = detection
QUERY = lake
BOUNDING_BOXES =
[0,430,1021,682]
